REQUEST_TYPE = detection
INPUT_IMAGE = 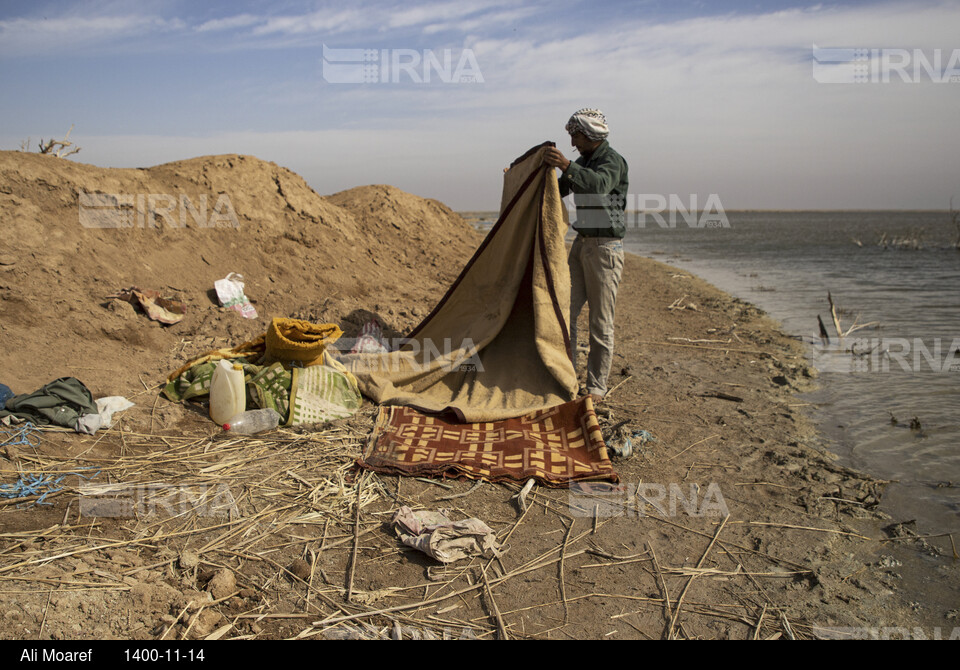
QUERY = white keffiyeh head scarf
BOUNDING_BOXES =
[565,108,609,141]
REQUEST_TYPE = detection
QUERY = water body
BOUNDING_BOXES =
[462,209,960,533]
[622,210,960,534]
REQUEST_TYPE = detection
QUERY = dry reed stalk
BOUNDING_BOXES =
[481,564,509,639]
[161,603,190,640]
[730,520,872,540]
[603,375,632,400]
[667,515,728,640]
[780,611,796,640]
[495,592,746,625]
[753,604,767,640]
[581,556,653,570]
[647,542,673,626]
[634,340,777,357]
[435,479,484,501]
[636,513,812,573]
[346,476,362,603]
[312,547,587,629]
[559,518,574,623]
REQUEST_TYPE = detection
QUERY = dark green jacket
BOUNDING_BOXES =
[558,140,629,238]
[0,377,98,431]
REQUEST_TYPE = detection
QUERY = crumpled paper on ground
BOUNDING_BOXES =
[214,272,257,319]
[392,506,501,564]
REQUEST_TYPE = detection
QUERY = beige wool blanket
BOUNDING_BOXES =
[340,143,578,421]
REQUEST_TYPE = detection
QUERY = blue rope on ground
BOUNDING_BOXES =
[0,422,40,448]
[0,473,66,505]
[0,466,101,506]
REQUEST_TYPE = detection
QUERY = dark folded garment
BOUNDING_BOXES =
[0,377,98,432]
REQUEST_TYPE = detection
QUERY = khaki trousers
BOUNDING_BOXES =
[568,236,624,396]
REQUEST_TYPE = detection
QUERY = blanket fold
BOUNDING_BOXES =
[340,142,577,421]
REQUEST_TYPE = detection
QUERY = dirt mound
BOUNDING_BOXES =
[0,151,482,397]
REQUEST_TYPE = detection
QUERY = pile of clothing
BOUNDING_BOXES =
[0,378,133,435]
[163,317,362,427]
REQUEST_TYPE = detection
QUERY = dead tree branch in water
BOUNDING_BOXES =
[827,292,880,340]
[877,229,924,250]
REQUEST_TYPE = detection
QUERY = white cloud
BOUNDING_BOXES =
[3,1,959,208]
[0,13,184,54]
[251,8,370,36]
[381,1,502,29]
[195,14,261,33]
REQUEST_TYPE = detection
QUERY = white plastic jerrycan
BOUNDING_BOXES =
[209,360,246,425]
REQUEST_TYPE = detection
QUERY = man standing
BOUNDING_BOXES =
[543,109,628,402]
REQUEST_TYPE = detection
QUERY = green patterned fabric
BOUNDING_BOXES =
[248,363,292,419]
[163,359,361,426]
[163,360,222,403]
[163,359,292,422]
[288,365,362,426]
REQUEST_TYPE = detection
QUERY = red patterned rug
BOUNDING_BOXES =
[358,397,618,487]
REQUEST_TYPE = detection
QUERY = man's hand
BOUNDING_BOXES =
[543,147,571,172]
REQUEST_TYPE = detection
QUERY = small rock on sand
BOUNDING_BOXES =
[179,551,200,570]
[206,568,236,600]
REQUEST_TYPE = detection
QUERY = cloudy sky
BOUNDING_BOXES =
[1,0,958,210]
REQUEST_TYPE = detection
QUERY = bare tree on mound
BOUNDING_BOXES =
[38,124,81,158]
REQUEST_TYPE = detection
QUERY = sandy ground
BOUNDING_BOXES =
[0,151,957,640]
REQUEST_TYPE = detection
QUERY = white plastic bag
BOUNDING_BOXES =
[214,272,258,319]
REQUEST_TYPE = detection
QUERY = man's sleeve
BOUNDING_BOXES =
[559,154,625,196]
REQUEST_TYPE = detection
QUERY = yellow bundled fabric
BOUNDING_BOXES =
[263,318,342,369]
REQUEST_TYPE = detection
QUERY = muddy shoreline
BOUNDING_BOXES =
[1,152,955,639]
[2,250,955,639]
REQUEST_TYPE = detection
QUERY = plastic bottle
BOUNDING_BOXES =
[222,408,283,434]
[209,360,246,425]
